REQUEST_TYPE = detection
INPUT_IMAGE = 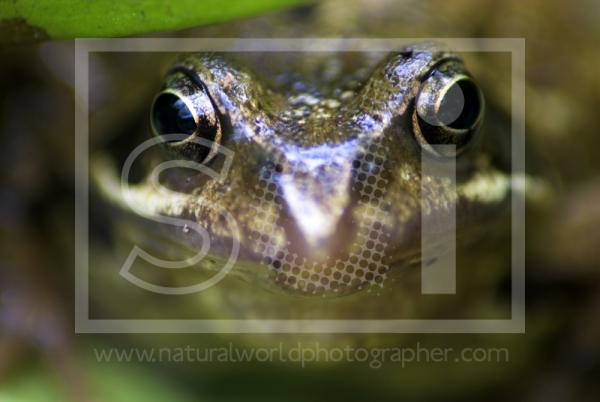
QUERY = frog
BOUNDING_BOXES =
[92,42,524,323]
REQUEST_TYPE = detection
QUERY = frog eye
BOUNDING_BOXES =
[152,92,197,136]
[151,79,221,163]
[413,67,484,157]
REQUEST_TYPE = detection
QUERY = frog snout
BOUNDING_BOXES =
[250,145,396,294]
[254,143,362,255]
[277,160,353,250]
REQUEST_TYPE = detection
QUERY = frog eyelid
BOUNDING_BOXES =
[167,65,224,119]
[155,65,225,164]
[411,58,485,158]
[418,56,463,82]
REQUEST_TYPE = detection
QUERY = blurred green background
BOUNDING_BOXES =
[1,0,600,401]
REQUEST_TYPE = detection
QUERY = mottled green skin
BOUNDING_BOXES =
[97,43,511,304]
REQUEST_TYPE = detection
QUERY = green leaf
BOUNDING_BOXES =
[0,0,308,43]
[0,353,199,402]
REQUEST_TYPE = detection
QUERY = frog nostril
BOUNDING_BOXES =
[151,93,197,137]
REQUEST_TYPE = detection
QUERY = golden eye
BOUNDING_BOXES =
[151,72,221,163]
[413,62,484,157]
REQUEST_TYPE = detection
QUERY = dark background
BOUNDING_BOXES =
[1,0,599,400]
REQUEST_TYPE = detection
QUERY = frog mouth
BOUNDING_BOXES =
[92,151,389,295]
[92,167,418,298]
[91,146,525,297]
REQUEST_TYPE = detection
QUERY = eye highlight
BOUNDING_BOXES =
[413,61,484,157]
[151,72,222,163]
[152,92,198,136]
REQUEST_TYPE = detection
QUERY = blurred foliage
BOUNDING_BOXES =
[0,354,197,402]
[0,0,308,43]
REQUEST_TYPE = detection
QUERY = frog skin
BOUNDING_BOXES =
[94,43,517,307]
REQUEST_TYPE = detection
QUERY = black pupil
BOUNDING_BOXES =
[438,79,481,130]
[152,93,197,136]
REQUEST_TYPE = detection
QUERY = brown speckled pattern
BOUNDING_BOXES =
[147,44,510,295]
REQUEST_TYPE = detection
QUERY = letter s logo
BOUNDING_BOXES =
[118,134,239,295]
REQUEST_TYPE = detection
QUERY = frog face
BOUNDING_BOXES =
[107,43,510,295]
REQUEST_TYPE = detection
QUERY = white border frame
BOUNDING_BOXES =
[75,38,525,333]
